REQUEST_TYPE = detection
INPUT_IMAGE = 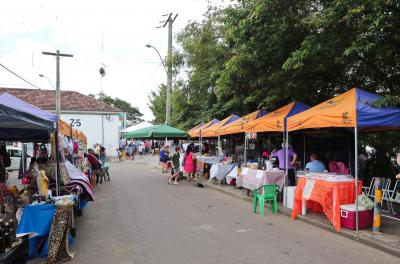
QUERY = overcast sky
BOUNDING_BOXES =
[0,0,227,121]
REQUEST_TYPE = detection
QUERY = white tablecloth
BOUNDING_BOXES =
[226,166,239,184]
[196,156,221,164]
[209,164,235,181]
[237,168,285,191]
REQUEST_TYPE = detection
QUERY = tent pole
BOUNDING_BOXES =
[354,126,359,238]
[244,133,247,166]
[284,119,289,186]
[303,134,306,169]
[218,135,221,156]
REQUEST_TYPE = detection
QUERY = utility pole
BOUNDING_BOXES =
[42,50,73,196]
[159,13,178,125]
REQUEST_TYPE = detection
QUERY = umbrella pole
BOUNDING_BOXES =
[354,126,359,238]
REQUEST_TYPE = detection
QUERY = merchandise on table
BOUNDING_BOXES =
[209,164,235,181]
[237,167,285,191]
[292,177,362,231]
[297,171,354,182]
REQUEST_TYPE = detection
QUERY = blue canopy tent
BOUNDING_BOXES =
[0,92,56,141]
[287,88,400,234]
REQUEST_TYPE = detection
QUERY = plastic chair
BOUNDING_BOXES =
[362,177,376,197]
[253,184,279,216]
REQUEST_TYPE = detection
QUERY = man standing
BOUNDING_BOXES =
[271,143,298,186]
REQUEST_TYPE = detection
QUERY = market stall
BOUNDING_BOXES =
[218,110,267,136]
[292,171,362,232]
[236,167,285,192]
[200,115,239,138]
[188,119,219,139]
[209,163,235,182]
[0,92,92,261]
[287,88,400,232]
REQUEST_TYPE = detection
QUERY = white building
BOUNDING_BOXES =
[0,87,122,157]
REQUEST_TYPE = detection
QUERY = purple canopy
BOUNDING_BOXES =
[0,92,56,141]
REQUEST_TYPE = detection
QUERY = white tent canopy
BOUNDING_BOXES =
[121,122,153,133]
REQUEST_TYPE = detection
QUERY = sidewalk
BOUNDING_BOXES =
[200,179,400,258]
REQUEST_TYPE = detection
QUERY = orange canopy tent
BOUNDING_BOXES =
[246,102,309,133]
[188,119,219,138]
[286,88,400,233]
[218,110,267,136]
[187,123,204,134]
[287,88,400,132]
[201,115,240,138]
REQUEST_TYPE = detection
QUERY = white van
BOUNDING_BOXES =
[6,146,32,171]
[6,146,22,171]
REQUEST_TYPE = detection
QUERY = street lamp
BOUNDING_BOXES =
[146,43,171,125]
[145,44,167,74]
[39,74,55,89]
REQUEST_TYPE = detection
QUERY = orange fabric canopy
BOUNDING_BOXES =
[58,119,71,137]
[188,119,219,138]
[201,115,239,138]
[219,110,264,136]
[246,102,296,133]
[188,123,203,134]
[287,89,357,131]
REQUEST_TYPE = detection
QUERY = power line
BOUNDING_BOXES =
[0,63,42,89]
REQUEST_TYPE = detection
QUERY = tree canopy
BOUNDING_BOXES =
[148,0,400,130]
[99,93,143,125]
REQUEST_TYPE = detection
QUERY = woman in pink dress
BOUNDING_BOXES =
[184,145,195,182]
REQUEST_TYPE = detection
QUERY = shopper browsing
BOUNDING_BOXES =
[169,146,181,185]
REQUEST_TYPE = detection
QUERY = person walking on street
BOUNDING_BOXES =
[169,146,181,185]
[184,144,195,182]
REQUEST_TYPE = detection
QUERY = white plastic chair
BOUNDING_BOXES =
[362,177,376,198]
[382,180,400,215]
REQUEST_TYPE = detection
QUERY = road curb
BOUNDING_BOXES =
[201,180,400,258]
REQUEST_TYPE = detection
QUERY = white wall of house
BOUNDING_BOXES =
[61,112,120,157]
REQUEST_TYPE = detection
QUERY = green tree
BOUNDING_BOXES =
[101,95,143,125]
[148,84,166,125]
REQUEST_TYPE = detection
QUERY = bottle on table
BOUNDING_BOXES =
[4,222,10,249]
[0,229,5,253]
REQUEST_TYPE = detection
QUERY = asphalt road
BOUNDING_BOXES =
[33,156,399,264]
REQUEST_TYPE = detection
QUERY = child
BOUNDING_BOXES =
[169,146,181,185]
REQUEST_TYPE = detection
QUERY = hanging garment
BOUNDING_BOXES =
[46,207,74,263]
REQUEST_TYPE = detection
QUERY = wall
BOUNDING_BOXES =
[61,113,119,157]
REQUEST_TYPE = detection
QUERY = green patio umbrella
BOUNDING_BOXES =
[124,124,187,139]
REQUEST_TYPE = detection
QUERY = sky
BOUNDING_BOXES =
[0,0,228,121]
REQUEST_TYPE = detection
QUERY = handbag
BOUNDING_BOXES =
[45,162,71,185]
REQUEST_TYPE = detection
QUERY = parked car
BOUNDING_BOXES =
[6,146,32,171]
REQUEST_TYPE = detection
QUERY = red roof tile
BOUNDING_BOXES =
[0,87,121,113]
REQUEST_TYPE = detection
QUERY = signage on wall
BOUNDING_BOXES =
[70,119,81,127]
